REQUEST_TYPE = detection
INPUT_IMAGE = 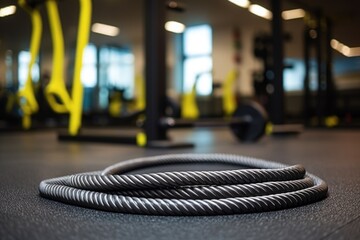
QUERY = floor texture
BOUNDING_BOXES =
[0,128,359,239]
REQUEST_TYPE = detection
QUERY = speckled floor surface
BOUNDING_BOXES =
[0,128,359,239]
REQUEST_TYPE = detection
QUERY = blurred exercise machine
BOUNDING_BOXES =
[252,0,304,136]
[16,0,274,147]
[135,0,271,148]
[303,12,338,128]
[59,0,271,148]
[252,33,303,136]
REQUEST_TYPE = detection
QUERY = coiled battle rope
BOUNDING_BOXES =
[39,153,328,215]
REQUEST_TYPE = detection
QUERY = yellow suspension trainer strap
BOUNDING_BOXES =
[181,79,199,119]
[45,0,92,135]
[134,75,145,111]
[45,0,71,114]
[18,0,42,129]
[70,0,92,135]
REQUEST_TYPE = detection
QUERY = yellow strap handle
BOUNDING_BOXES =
[222,70,238,116]
[108,91,122,117]
[181,79,199,119]
[45,0,72,113]
[45,0,91,135]
[136,132,147,147]
[134,75,145,111]
[69,0,92,135]
[126,75,145,113]
[17,0,42,129]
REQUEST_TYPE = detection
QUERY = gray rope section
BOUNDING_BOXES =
[119,178,315,199]
[39,153,328,215]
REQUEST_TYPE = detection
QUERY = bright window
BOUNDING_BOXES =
[283,59,305,91]
[18,51,39,89]
[98,46,135,108]
[183,25,213,96]
[184,25,212,56]
[283,58,318,91]
[81,44,97,88]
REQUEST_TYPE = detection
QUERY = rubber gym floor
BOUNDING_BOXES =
[0,128,359,239]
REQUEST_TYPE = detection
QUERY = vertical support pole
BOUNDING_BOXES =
[270,0,285,124]
[315,11,324,127]
[144,0,168,142]
[303,26,311,126]
[69,0,92,136]
[325,18,335,117]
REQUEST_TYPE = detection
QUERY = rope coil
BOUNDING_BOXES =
[39,154,328,215]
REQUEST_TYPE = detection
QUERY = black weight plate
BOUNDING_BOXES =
[230,101,268,142]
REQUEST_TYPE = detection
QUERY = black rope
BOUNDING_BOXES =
[39,153,328,215]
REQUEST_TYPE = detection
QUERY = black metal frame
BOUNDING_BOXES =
[303,11,336,127]
[269,0,285,125]
[144,0,168,143]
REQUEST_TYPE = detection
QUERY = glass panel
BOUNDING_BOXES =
[18,51,39,89]
[98,47,135,108]
[183,24,213,96]
[283,58,305,91]
[309,60,318,91]
[184,25,212,57]
[183,56,212,95]
[283,58,319,92]
[81,44,97,88]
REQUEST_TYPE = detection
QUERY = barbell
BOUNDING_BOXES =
[160,101,268,142]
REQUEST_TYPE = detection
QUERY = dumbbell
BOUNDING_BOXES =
[160,101,268,142]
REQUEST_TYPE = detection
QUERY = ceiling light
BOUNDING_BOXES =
[165,21,185,33]
[341,46,351,57]
[330,39,339,49]
[282,8,305,20]
[91,23,119,37]
[228,0,250,8]
[349,47,360,57]
[0,5,16,17]
[249,4,272,20]
[331,39,360,57]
